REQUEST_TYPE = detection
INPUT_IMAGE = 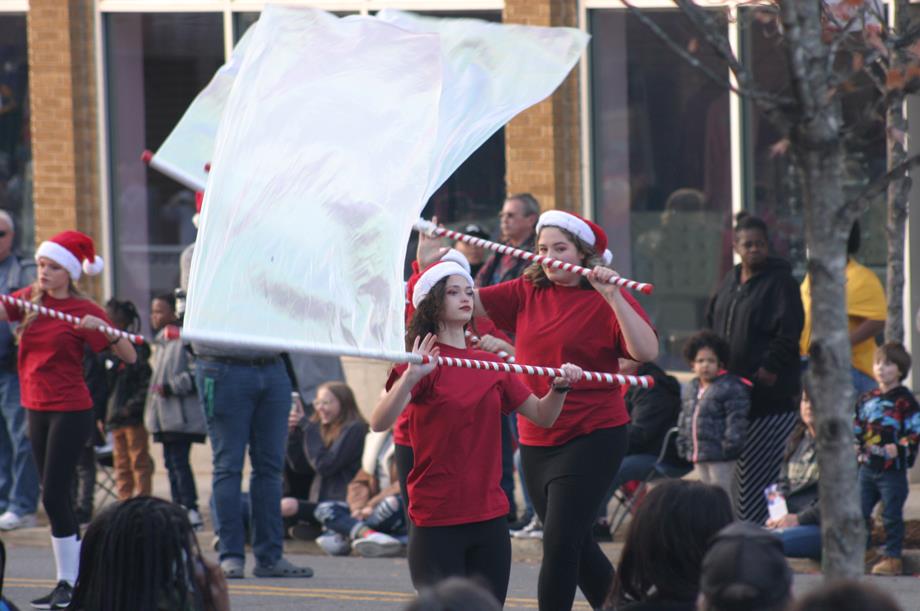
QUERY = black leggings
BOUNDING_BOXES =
[521,426,628,611]
[394,443,414,527]
[408,516,511,605]
[28,409,95,537]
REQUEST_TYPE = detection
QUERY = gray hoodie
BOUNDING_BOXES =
[145,327,207,440]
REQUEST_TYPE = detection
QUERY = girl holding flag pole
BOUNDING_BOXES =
[0,231,136,609]
[370,259,583,605]
[421,210,657,611]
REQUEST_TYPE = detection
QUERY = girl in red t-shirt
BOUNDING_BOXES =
[371,260,581,605]
[422,211,658,611]
[0,231,137,609]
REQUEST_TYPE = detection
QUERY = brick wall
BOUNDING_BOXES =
[28,0,102,297]
[503,0,582,213]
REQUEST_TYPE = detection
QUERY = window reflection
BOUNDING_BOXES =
[590,10,732,369]
[0,14,32,256]
[106,13,224,332]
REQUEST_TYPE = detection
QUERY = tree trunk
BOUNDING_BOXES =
[780,0,866,579]
[885,0,912,344]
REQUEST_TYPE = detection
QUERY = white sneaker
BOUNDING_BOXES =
[316,532,351,556]
[0,510,37,531]
[188,509,204,532]
[511,516,543,540]
[352,531,403,558]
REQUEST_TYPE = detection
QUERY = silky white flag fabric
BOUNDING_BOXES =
[146,27,254,191]
[184,5,589,360]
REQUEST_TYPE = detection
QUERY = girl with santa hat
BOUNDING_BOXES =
[0,230,137,609]
[370,258,582,605]
[419,210,657,611]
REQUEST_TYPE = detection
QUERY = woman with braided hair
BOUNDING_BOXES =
[0,231,136,609]
[69,496,229,611]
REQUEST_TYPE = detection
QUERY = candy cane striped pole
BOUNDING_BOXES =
[421,353,653,388]
[0,295,145,345]
[465,329,515,363]
[414,219,654,295]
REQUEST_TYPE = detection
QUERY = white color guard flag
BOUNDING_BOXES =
[145,29,253,192]
[183,5,588,360]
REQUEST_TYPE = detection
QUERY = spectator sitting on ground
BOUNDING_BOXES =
[315,427,405,557]
[282,381,367,548]
[697,522,793,611]
[676,331,750,502]
[765,387,821,560]
[69,496,229,611]
[787,580,902,611]
[606,479,734,611]
[596,358,685,534]
[404,577,501,611]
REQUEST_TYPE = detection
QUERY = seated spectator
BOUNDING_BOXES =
[787,580,902,611]
[676,331,750,502]
[405,577,501,611]
[315,428,405,557]
[597,359,685,532]
[697,522,793,611]
[765,388,820,559]
[606,479,734,610]
[69,496,229,611]
[282,382,366,545]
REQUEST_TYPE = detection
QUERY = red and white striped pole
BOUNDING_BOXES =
[414,219,654,295]
[0,295,145,344]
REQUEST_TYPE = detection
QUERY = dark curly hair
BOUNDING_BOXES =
[105,298,141,333]
[683,330,730,366]
[406,276,477,350]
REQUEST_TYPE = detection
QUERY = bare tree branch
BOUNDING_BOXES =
[848,151,920,207]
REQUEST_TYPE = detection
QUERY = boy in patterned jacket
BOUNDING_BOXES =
[854,342,920,576]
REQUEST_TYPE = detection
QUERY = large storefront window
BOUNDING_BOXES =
[741,14,887,281]
[105,13,224,331]
[0,14,32,256]
[590,10,732,369]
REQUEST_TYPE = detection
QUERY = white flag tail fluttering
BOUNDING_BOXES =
[183,6,589,364]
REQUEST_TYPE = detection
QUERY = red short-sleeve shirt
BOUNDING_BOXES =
[386,343,532,527]
[479,277,654,447]
[4,288,114,411]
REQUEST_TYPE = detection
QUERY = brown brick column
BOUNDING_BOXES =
[28,0,102,295]
[503,0,582,213]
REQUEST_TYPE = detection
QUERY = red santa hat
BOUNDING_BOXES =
[412,260,474,308]
[536,210,613,265]
[35,230,104,281]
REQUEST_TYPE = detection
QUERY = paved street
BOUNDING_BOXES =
[5,544,920,610]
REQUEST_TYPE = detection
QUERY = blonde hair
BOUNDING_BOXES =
[310,381,366,447]
[15,278,86,342]
[523,226,606,289]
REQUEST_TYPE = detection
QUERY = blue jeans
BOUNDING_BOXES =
[859,465,909,558]
[196,359,291,567]
[315,497,407,538]
[777,525,822,559]
[0,370,38,515]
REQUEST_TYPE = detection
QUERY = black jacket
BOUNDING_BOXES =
[105,343,152,429]
[706,257,804,418]
[288,418,366,503]
[625,363,682,458]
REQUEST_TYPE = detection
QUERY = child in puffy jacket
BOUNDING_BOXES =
[677,331,750,502]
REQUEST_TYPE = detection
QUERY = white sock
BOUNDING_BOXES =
[50,535,81,585]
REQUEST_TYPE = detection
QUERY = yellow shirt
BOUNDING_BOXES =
[800,259,887,375]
